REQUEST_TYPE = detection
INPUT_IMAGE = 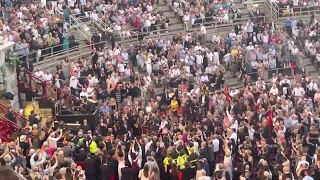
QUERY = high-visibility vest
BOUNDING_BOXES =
[89,140,97,154]
[163,157,170,166]
[171,151,179,163]
[177,155,188,169]
[186,146,191,155]
[188,153,198,167]
[78,138,84,146]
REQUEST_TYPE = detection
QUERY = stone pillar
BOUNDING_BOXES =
[0,41,19,110]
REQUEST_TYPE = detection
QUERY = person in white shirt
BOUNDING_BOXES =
[293,84,305,104]
[113,46,121,56]
[212,135,220,153]
[223,53,231,69]
[251,60,258,72]
[280,76,291,87]
[291,45,299,56]
[90,10,99,21]
[261,33,269,44]
[159,119,169,134]
[269,84,279,96]
[79,88,89,99]
[170,66,180,78]
[307,80,318,98]
[229,29,236,39]
[247,42,254,51]
[114,23,122,31]
[212,35,220,45]
[47,129,62,149]
[183,12,190,31]
[229,87,239,98]
[305,40,313,56]
[196,53,203,69]
[34,69,44,78]
[194,44,203,52]
[87,84,94,98]
[206,51,213,62]
[200,24,206,44]
[118,63,125,73]
[190,85,200,95]
[43,70,53,83]
[69,72,79,95]
[200,73,209,83]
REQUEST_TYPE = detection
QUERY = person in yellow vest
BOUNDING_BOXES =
[177,149,188,170]
[188,147,199,168]
[163,156,173,178]
[169,96,179,116]
[89,136,98,154]
[170,146,179,164]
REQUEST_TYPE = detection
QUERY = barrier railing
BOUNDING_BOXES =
[0,100,30,130]
[227,64,302,87]
[77,13,109,31]
[278,7,320,20]
[189,15,266,29]
[18,39,97,65]
[0,116,20,142]
[246,0,255,12]
[17,68,78,109]
[264,0,279,20]
[69,15,92,43]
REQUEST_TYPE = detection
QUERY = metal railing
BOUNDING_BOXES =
[264,0,279,20]
[77,12,109,31]
[69,15,92,42]
[17,68,78,114]
[189,15,266,29]
[278,7,320,20]
[228,65,303,88]
[0,100,31,130]
[18,39,98,65]
[246,0,255,12]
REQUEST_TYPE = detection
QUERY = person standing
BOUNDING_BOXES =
[49,0,58,12]
[84,154,97,180]
[200,24,206,44]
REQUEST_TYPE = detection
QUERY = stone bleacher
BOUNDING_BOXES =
[33,0,319,90]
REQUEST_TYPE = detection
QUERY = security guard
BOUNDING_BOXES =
[163,155,172,174]
[177,149,188,170]
[188,147,199,168]
[171,147,179,164]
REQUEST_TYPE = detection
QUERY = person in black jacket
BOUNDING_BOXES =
[29,110,41,126]
[84,154,97,180]
[74,148,87,162]
[100,157,113,180]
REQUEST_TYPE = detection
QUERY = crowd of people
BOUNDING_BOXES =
[2,1,320,180]
[171,0,246,31]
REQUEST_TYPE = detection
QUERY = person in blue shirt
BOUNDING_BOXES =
[99,102,110,115]
[285,18,292,37]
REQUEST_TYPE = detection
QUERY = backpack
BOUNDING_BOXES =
[131,159,140,174]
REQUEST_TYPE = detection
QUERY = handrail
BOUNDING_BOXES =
[264,0,279,21]
[90,17,107,32]
[246,0,255,12]
[18,39,110,65]
[0,117,19,142]
[18,68,78,101]
[230,65,303,87]
[0,115,31,136]
[277,7,320,19]
[188,15,266,30]
[69,15,92,42]
[0,100,36,131]
[78,12,108,31]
